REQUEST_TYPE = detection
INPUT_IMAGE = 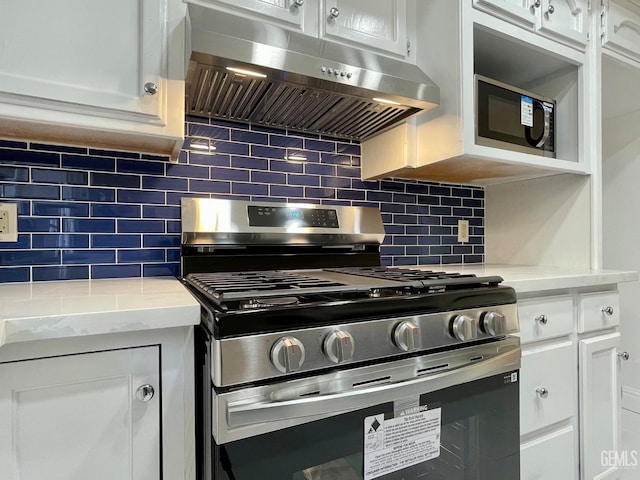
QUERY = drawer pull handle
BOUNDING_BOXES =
[618,352,630,361]
[535,314,548,325]
[536,387,549,398]
[602,306,614,316]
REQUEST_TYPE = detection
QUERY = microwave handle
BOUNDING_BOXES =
[534,101,551,148]
[226,345,520,427]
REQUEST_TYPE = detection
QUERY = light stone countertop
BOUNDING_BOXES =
[1,266,637,348]
[0,277,200,348]
[411,264,638,293]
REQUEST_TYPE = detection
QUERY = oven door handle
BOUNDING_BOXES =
[226,346,520,427]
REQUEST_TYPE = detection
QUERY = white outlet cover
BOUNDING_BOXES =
[457,219,469,243]
[0,203,18,242]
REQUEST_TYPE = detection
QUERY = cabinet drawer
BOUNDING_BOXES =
[521,426,576,480]
[578,291,620,333]
[520,341,575,436]
[603,1,640,63]
[518,295,573,344]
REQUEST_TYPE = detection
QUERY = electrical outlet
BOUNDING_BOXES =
[457,220,469,243]
[0,203,18,242]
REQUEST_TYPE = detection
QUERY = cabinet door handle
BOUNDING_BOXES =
[618,352,630,361]
[536,387,549,398]
[602,306,614,316]
[144,82,158,96]
[329,7,339,18]
[294,0,304,6]
[547,4,555,14]
[136,384,155,402]
[533,0,541,7]
[535,314,548,325]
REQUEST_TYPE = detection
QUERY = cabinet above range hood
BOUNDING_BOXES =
[185,3,440,141]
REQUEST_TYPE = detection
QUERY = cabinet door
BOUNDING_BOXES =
[537,0,590,48]
[0,0,163,122]
[602,1,640,63]
[472,0,537,27]
[195,0,307,31]
[0,347,160,480]
[579,333,623,480]
[320,0,408,57]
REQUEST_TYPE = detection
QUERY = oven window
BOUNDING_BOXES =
[213,372,519,480]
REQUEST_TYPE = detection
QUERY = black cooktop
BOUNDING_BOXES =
[183,267,513,337]
[185,267,503,307]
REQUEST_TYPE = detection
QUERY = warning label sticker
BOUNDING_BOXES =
[363,407,441,480]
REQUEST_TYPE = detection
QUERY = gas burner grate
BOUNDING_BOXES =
[325,267,503,290]
[185,271,357,305]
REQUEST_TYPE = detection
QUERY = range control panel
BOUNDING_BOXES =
[248,205,339,228]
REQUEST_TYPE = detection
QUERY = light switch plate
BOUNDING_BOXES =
[0,203,18,242]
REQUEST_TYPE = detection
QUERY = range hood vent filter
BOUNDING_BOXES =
[186,62,420,141]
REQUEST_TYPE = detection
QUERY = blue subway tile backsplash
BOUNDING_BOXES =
[0,118,484,283]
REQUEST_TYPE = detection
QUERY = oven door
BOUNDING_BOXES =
[210,338,520,480]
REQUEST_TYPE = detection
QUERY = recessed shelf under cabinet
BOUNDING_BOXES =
[360,1,590,185]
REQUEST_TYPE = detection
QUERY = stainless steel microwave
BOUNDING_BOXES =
[475,75,555,157]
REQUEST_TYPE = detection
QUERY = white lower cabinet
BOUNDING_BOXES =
[0,327,194,480]
[579,332,623,480]
[518,287,625,480]
[520,341,575,436]
[521,426,576,480]
[0,347,160,480]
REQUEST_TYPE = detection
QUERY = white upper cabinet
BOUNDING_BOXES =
[192,0,412,59]
[194,0,308,31]
[536,0,590,48]
[602,0,640,64]
[473,0,537,27]
[473,0,590,49]
[319,0,408,57]
[0,0,161,119]
[0,0,185,158]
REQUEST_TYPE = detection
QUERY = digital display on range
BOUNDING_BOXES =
[247,205,339,228]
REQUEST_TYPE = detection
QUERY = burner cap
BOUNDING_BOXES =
[241,296,300,309]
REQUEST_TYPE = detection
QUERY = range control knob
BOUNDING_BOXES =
[393,320,422,352]
[271,336,305,373]
[323,330,355,363]
[480,311,507,336]
[450,315,478,341]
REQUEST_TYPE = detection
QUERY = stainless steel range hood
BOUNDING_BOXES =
[186,4,440,141]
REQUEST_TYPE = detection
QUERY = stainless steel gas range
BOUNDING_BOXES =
[180,198,521,480]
